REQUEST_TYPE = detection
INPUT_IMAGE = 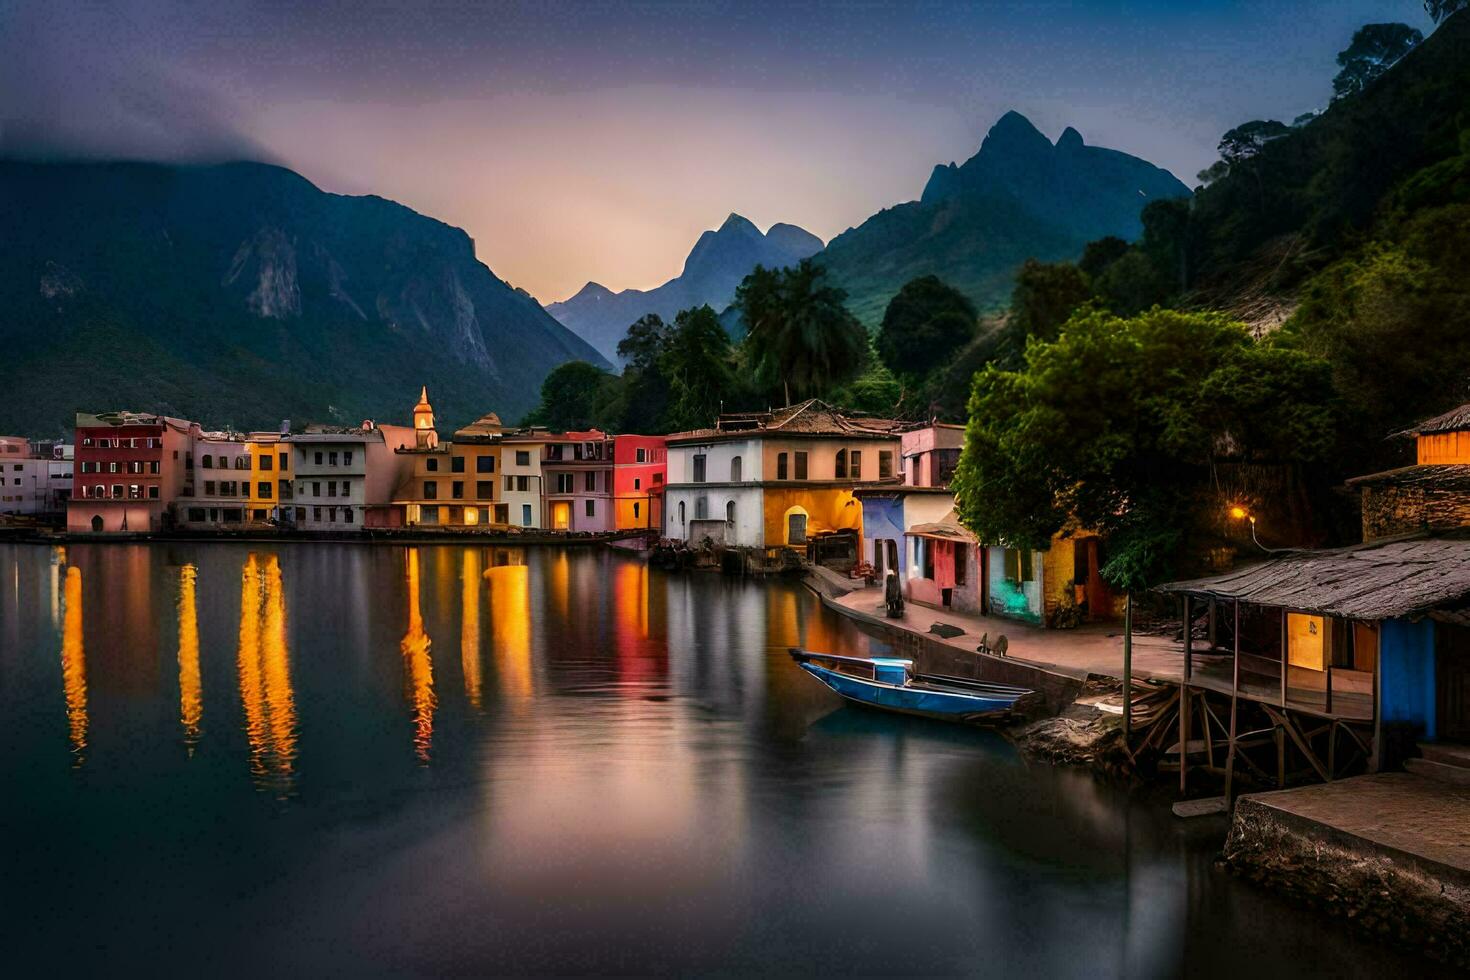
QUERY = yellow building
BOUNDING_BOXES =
[394,393,506,528]
[245,431,293,524]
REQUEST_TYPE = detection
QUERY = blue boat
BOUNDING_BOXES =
[790,649,1031,724]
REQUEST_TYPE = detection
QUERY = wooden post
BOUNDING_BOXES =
[1224,600,1241,806]
[1279,608,1289,708]
[1180,594,1192,793]
[1371,624,1383,773]
[1208,598,1217,652]
[1122,591,1133,744]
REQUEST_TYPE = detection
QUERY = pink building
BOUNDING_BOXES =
[542,430,614,532]
[900,423,964,487]
[69,412,195,532]
[612,434,665,530]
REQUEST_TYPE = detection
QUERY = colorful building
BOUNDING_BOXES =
[177,430,251,527]
[0,438,73,517]
[500,430,546,529]
[449,413,505,527]
[542,430,613,532]
[613,434,665,530]
[245,429,294,524]
[69,412,194,532]
[664,400,903,550]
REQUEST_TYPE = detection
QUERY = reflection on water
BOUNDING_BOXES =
[0,542,1452,978]
[59,563,87,765]
[237,553,298,795]
[177,564,202,754]
[460,550,483,712]
[400,548,436,763]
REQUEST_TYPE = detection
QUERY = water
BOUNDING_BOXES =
[0,542,1449,977]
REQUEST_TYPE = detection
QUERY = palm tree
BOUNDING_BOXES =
[736,259,867,405]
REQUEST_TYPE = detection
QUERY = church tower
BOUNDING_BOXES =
[413,386,438,449]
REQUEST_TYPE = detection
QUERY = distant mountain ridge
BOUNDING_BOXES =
[817,111,1191,324]
[0,160,606,435]
[547,213,823,363]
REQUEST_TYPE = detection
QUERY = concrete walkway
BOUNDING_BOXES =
[824,577,1200,684]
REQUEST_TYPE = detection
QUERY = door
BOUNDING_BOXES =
[1437,624,1470,742]
[552,501,570,531]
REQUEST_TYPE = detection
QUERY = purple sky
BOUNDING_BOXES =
[1,1,1436,302]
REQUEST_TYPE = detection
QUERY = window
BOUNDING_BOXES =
[476,481,493,499]
[185,452,193,469]
[202,454,212,468]
[835,449,847,479]
[653,473,662,485]
[494,504,509,524]
[693,454,706,482]
[340,481,350,496]
[188,508,206,522]
[260,454,273,471]
[851,450,862,480]
[636,448,646,463]
[521,503,532,526]
[777,452,788,480]
[258,482,273,499]
[343,450,353,466]
[476,455,494,473]
[451,456,465,473]
[452,481,464,499]
[585,499,595,517]
[343,508,353,524]
[295,507,306,522]
[556,473,574,494]
[695,496,708,519]
[315,452,323,465]
[204,481,215,495]
[129,484,142,499]
[505,476,514,492]
[788,512,807,544]
[426,457,438,472]
[731,456,742,481]
[516,450,530,466]
[678,501,685,524]
[424,481,438,500]
[82,437,93,447]
[312,481,321,497]
[879,450,894,480]
[726,500,736,523]
[584,471,596,492]
[111,484,123,498]
[517,476,528,492]
[633,502,641,519]
[327,482,337,497]
[314,507,323,522]
[794,452,808,480]
[954,543,967,586]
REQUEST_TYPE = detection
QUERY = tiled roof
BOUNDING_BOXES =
[1398,403,1470,437]
[667,399,905,444]
[1347,463,1470,490]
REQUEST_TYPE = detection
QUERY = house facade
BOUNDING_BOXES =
[69,412,194,532]
[246,430,294,524]
[1350,403,1470,540]
[664,400,903,550]
[500,431,546,529]
[542,430,614,532]
[292,428,378,529]
[0,439,73,516]
[177,431,251,527]
[613,434,665,530]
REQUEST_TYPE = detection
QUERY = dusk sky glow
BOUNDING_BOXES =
[2,0,1435,302]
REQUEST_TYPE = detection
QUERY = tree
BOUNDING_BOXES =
[951,308,1336,589]
[875,274,976,381]
[616,313,674,432]
[1078,237,1130,280]
[998,260,1093,365]
[1332,23,1423,101]
[1195,160,1230,187]
[528,361,616,431]
[1424,0,1468,24]
[662,305,735,431]
[736,258,868,405]
[1218,119,1290,168]
[829,338,905,416]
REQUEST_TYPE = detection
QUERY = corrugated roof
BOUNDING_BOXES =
[1156,537,1470,619]
[1397,402,1470,437]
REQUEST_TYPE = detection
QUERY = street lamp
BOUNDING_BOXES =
[1228,504,1279,553]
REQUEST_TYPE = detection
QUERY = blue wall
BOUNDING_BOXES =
[1381,618,1436,740]
[860,497,907,575]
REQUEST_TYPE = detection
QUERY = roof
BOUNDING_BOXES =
[1347,463,1470,491]
[453,413,504,442]
[854,484,953,497]
[1398,402,1470,437]
[1156,536,1470,620]
[905,508,977,543]
[667,399,905,445]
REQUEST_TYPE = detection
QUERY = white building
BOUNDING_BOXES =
[177,431,252,527]
[290,428,378,530]
[0,440,73,516]
[499,431,546,528]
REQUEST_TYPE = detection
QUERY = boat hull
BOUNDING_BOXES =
[797,661,1016,724]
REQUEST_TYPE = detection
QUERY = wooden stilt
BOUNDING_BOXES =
[1122,591,1133,745]
[1224,600,1241,806]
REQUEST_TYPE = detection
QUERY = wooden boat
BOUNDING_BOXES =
[789,649,1031,724]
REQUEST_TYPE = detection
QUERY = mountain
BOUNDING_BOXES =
[547,213,823,363]
[0,160,607,436]
[817,111,1191,325]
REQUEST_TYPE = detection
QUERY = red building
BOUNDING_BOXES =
[612,434,665,530]
[69,412,194,532]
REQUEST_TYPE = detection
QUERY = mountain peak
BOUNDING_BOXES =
[1058,126,1084,151]
[981,110,1052,155]
[718,213,761,236]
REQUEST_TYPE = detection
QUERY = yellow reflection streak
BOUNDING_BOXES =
[50,546,66,626]
[486,563,532,701]
[237,554,298,795]
[401,548,436,763]
[461,549,483,711]
[60,565,88,765]
[178,564,202,754]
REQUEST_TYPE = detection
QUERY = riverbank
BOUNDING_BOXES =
[0,525,651,547]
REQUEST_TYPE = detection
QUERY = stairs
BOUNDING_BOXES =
[1405,741,1470,786]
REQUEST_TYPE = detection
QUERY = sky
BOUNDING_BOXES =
[0,0,1437,303]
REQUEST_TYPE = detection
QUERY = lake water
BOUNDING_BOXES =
[0,542,1450,977]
